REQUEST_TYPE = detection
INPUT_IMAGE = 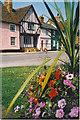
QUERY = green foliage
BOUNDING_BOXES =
[2,66,37,118]
[18,68,79,119]
[41,50,64,94]
[43,0,79,74]
[3,58,51,118]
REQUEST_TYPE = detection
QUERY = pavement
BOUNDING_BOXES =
[0,51,70,68]
[0,51,59,55]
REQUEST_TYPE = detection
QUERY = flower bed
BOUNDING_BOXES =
[14,67,79,119]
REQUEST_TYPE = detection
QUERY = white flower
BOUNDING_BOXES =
[42,112,46,117]
[29,105,32,108]
[21,105,24,109]
[62,71,65,75]
[36,107,41,115]
[49,102,52,107]
[14,105,20,112]
[58,67,62,70]
[58,99,66,108]
[66,73,73,79]
[14,109,19,113]
[46,101,52,107]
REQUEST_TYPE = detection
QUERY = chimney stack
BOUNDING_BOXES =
[39,15,44,23]
[55,13,60,22]
[4,0,12,12]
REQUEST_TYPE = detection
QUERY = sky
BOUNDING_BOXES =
[13,2,66,22]
[1,0,78,22]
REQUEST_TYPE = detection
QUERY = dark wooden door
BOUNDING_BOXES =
[41,40,43,50]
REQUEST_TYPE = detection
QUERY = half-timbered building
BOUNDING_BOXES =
[0,0,60,51]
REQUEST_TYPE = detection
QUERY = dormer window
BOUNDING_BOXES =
[28,23,34,30]
[10,24,16,32]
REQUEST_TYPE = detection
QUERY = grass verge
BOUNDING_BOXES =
[2,66,38,118]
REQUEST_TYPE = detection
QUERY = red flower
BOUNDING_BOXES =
[48,88,58,99]
[55,70,61,80]
[48,80,56,88]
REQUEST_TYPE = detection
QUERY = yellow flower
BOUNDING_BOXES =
[58,88,61,91]
[53,104,57,107]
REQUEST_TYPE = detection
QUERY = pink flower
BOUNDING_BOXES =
[40,102,45,108]
[55,109,64,118]
[71,107,79,112]
[29,97,34,103]
[66,73,73,79]
[72,102,76,105]
[32,113,35,117]
[69,106,79,118]
[69,110,78,118]
[35,114,39,119]
[63,79,72,86]
[36,107,41,115]
[35,102,39,108]
[58,99,66,108]
[35,107,41,119]
[25,111,26,118]
[29,107,33,112]
[70,84,76,90]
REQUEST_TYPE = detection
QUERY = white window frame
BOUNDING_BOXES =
[28,23,34,30]
[10,24,16,32]
[46,39,48,47]
[10,37,16,46]
[53,40,55,47]
[24,36,31,45]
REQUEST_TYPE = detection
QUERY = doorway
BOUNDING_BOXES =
[41,40,43,50]
[34,36,37,48]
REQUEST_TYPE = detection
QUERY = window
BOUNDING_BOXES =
[46,40,48,46]
[27,36,31,44]
[53,40,55,47]
[24,36,31,44]
[53,30,55,35]
[46,30,48,35]
[39,30,41,34]
[55,30,59,35]
[10,24,16,31]
[11,37,16,46]
[28,23,34,30]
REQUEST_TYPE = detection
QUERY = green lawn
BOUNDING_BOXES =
[2,66,38,107]
[2,66,38,118]
[2,65,61,118]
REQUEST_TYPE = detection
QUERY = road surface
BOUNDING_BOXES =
[0,51,69,67]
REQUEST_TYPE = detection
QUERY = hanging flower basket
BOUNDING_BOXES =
[40,48,43,52]
[44,48,47,52]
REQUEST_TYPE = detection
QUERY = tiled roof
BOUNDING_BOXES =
[14,5,32,23]
[46,19,64,31]
[1,2,32,25]
[41,23,57,30]
[58,21,64,31]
